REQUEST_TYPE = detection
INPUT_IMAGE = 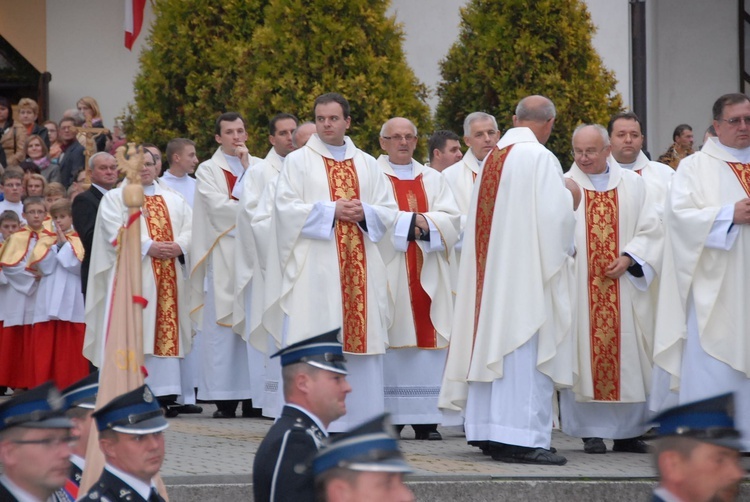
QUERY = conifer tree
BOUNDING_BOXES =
[233,0,431,159]
[435,0,622,167]
[126,0,267,157]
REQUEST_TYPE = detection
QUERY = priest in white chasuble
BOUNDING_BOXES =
[264,93,397,432]
[375,117,461,440]
[190,112,265,418]
[440,96,576,465]
[83,148,193,403]
[560,125,663,455]
[654,93,750,450]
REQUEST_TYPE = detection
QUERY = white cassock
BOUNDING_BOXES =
[83,181,193,398]
[653,138,750,449]
[439,127,576,449]
[442,149,480,292]
[233,148,284,411]
[376,155,461,426]
[190,147,261,401]
[264,134,397,432]
[560,160,662,439]
[160,171,196,206]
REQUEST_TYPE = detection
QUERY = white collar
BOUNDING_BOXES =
[104,464,156,502]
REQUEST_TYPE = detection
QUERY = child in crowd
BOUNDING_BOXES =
[44,182,66,208]
[27,199,88,387]
[0,210,20,395]
[0,170,25,225]
[25,172,46,198]
[0,197,47,390]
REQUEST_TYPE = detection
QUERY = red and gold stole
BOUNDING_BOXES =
[223,170,239,201]
[584,189,621,401]
[0,227,39,268]
[726,162,750,197]
[386,174,436,348]
[472,145,512,345]
[324,157,368,353]
[144,195,179,357]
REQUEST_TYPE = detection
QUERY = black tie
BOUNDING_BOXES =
[148,488,164,502]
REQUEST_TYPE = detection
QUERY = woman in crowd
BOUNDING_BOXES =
[43,120,63,162]
[25,173,46,198]
[17,98,49,147]
[24,134,59,183]
[77,96,110,152]
[0,96,27,171]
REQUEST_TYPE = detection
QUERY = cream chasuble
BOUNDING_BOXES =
[609,151,674,218]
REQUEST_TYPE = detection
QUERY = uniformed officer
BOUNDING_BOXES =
[311,414,414,502]
[82,384,168,502]
[0,381,75,502]
[253,329,352,502]
[56,371,99,501]
[651,394,745,502]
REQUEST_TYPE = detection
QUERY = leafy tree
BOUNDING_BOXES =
[126,0,267,158]
[435,0,622,167]
[233,0,431,159]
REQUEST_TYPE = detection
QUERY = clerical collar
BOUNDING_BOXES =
[716,140,750,163]
[587,164,610,192]
[104,464,157,502]
[388,160,414,181]
[286,403,329,436]
[164,170,187,179]
[143,183,156,196]
[325,143,347,162]
[222,152,245,176]
[619,160,636,170]
[0,474,44,502]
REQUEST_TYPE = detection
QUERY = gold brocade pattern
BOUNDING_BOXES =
[472,146,512,345]
[324,158,367,353]
[726,162,750,198]
[584,189,621,401]
[144,195,179,357]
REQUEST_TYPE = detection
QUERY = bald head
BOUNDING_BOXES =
[292,122,316,148]
[513,95,556,144]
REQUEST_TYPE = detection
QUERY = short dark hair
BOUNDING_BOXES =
[672,124,693,142]
[0,210,20,224]
[712,93,750,120]
[214,112,245,136]
[19,160,41,175]
[59,116,83,128]
[2,170,23,185]
[269,113,299,136]
[0,96,11,110]
[166,138,195,164]
[607,111,643,136]
[428,130,461,162]
[23,196,45,212]
[313,93,350,119]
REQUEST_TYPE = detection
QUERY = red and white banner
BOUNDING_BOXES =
[124,0,147,50]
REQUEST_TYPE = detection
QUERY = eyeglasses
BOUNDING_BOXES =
[382,135,417,142]
[12,435,78,448]
[572,146,608,159]
[719,116,750,127]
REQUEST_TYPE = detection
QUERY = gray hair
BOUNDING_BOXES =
[463,112,498,137]
[380,117,418,138]
[88,151,115,170]
[572,124,610,147]
[515,96,556,122]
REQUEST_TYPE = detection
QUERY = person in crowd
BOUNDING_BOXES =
[58,116,86,188]
[0,96,26,170]
[427,129,463,172]
[16,98,49,147]
[161,138,199,205]
[658,124,694,169]
[24,173,46,199]
[76,96,109,153]
[0,170,25,223]
[43,120,63,162]
[59,372,99,500]
[67,169,86,201]
[24,134,59,183]
[43,182,66,209]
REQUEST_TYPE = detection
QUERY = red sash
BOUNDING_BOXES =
[726,162,750,197]
[472,145,512,344]
[386,174,437,348]
[223,169,239,201]
[324,157,368,353]
[144,195,179,356]
[584,188,621,401]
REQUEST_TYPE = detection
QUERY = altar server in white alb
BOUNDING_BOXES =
[561,124,663,455]
[376,117,461,440]
[440,96,577,465]
[84,147,193,406]
[190,112,263,418]
[264,93,397,432]
[654,93,750,450]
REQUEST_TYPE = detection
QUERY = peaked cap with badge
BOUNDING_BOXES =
[92,384,168,435]
[61,371,99,410]
[0,381,72,431]
[271,328,348,375]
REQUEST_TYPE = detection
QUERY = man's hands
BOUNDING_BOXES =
[414,214,429,239]
[565,178,582,210]
[147,241,183,260]
[604,255,633,279]
[235,144,250,169]
[733,198,750,224]
[334,199,365,223]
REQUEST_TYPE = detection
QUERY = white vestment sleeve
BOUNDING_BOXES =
[360,202,386,242]
[4,263,38,295]
[705,204,740,250]
[231,171,245,200]
[57,243,82,274]
[301,201,335,240]
[392,212,413,252]
[35,249,58,276]
[624,252,654,291]
[454,231,464,252]
[423,217,443,253]
[142,238,154,258]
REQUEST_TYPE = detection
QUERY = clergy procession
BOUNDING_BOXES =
[1,89,750,501]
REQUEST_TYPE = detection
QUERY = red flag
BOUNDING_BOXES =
[124,0,146,50]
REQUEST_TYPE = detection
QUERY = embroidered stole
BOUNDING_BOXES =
[726,162,750,197]
[472,145,512,345]
[386,174,436,348]
[584,189,621,401]
[324,157,368,353]
[223,169,239,201]
[144,195,179,356]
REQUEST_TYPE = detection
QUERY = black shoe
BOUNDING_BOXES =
[212,410,237,419]
[172,404,203,414]
[415,430,442,440]
[583,437,606,454]
[163,406,180,418]
[612,438,650,454]
[468,440,491,455]
[491,445,567,465]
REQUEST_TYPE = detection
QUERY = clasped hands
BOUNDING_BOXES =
[147,241,183,260]
[334,198,365,223]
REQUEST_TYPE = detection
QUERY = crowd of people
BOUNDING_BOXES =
[0,89,749,501]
